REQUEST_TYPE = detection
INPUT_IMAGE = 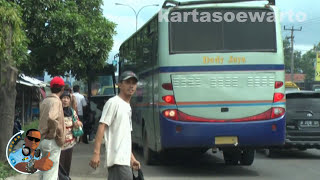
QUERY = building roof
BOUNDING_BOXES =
[16,74,47,87]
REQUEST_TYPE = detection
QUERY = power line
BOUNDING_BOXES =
[284,26,302,82]
[294,19,320,26]
[294,16,320,25]
[285,16,320,27]
[293,21,320,33]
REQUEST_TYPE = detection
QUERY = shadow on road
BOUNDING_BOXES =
[257,149,320,160]
[133,147,261,178]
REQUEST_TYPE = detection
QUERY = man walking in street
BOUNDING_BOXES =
[89,71,141,180]
[73,85,88,143]
[39,76,65,180]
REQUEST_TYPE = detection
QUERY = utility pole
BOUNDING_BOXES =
[284,26,302,82]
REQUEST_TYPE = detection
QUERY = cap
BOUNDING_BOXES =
[60,91,71,99]
[50,76,65,88]
[119,71,138,82]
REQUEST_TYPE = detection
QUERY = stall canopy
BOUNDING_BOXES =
[16,74,47,87]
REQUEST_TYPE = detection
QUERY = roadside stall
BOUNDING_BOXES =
[15,74,47,127]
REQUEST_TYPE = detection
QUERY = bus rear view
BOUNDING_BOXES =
[119,0,285,166]
[158,0,285,165]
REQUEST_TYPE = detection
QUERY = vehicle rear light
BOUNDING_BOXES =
[162,95,175,104]
[271,107,285,118]
[273,93,284,102]
[272,124,277,131]
[162,83,173,90]
[176,125,182,133]
[274,81,284,89]
[163,109,178,120]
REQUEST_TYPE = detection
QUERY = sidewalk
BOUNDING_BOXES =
[6,142,108,180]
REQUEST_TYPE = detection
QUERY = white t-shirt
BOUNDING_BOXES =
[73,92,87,116]
[99,95,132,167]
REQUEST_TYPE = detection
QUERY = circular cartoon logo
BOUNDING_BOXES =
[6,129,44,174]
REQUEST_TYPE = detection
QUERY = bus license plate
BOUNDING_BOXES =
[299,120,319,128]
[215,136,238,145]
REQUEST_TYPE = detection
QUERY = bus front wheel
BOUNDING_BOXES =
[143,130,156,165]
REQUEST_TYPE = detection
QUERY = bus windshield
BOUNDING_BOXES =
[169,8,276,53]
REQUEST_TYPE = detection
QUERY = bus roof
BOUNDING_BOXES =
[162,0,275,8]
[120,0,277,49]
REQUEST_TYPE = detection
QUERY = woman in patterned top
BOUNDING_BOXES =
[59,91,82,177]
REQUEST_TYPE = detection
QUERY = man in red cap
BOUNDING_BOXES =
[38,76,66,180]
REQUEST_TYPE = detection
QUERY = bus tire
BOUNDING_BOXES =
[143,130,156,165]
[223,150,239,165]
[240,149,255,166]
[192,148,208,156]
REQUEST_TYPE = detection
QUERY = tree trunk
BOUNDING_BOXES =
[0,23,18,162]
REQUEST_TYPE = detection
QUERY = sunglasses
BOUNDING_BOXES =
[27,136,40,142]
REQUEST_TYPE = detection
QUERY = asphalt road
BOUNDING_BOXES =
[8,143,320,180]
[131,148,320,180]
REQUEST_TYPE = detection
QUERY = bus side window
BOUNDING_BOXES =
[142,26,152,69]
[120,16,158,75]
[135,31,143,71]
[129,39,136,65]
[123,40,136,72]
[151,17,158,66]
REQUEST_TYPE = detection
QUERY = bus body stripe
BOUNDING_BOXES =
[138,64,284,78]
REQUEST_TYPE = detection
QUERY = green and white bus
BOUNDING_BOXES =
[119,0,285,166]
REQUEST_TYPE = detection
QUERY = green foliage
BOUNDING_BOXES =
[16,0,116,80]
[283,38,291,73]
[301,43,320,81]
[283,39,320,82]
[0,161,17,180]
[22,119,39,134]
[283,38,303,73]
[0,0,28,66]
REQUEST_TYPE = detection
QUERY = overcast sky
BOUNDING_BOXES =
[103,0,320,62]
